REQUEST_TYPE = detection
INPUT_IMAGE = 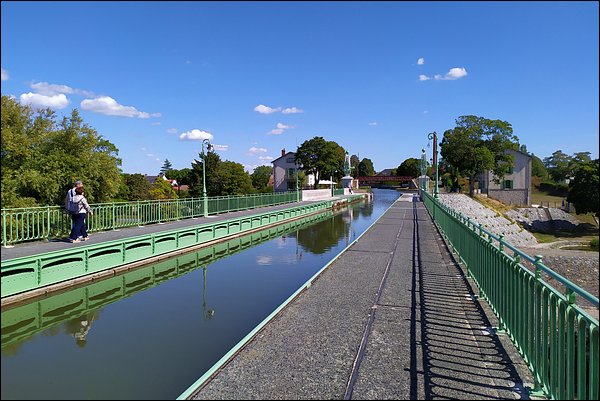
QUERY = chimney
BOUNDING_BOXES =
[281,148,286,157]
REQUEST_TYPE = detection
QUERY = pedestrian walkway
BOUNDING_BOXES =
[1,198,345,261]
[188,195,535,400]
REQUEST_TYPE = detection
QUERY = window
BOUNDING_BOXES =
[288,168,296,177]
[507,166,514,174]
[503,180,513,189]
[286,157,295,163]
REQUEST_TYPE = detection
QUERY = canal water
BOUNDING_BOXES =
[1,189,401,400]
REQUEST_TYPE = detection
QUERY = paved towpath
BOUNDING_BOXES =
[1,198,344,261]
[189,195,535,400]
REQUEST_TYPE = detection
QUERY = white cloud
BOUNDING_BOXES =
[1,68,9,81]
[254,104,281,114]
[151,122,161,126]
[269,128,284,135]
[212,144,229,151]
[368,122,378,126]
[419,74,431,81]
[259,155,273,161]
[19,92,69,109]
[30,81,95,98]
[150,112,162,118]
[435,67,468,80]
[179,129,214,141]
[167,128,178,134]
[80,96,159,118]
[276,122,293,129]
[417,57,425,65]
[249,146,267,154]
[282,107,304,114]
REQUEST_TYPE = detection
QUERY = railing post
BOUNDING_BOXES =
[111,202,116,230]
[499,234,504,253]
[534,255,543,281]
[2,209,7,247]
[47,205,51,242]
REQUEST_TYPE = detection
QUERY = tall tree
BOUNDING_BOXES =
[543,150,573,183]
[118,173,152,201]
[251,165,272,192]
[1,95,122,207]
[149,179,178,199]
[567,159,599,216]
[160,159,173,176]
[189,152,222,197]
[396,158,421,178]
[217,161,255,195]
[358,158,375,176]
[530,154,549,180]
[350,154,360,178]
[295,136,345,185]
[440,115,519,197]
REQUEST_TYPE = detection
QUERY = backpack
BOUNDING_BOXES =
[66,189,81,214]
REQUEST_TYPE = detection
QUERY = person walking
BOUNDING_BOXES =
[68,186,93,243]
[66,180,84,239]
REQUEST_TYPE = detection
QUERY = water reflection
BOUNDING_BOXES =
[1,210,334,353]
[1,190,399,400]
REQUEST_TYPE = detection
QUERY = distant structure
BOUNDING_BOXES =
[478,148,532,206]
[271,149,315,192]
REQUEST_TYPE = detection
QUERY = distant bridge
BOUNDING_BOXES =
[356,176,415,185]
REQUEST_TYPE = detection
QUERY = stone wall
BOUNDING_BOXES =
[488,189,529,206]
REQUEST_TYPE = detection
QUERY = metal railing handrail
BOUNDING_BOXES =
[429,191,598,308]
[1,191,301,246]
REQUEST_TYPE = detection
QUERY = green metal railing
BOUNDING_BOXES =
[420,189,599,400]
[1,191,300,247]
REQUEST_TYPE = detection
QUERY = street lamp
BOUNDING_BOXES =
[201,138,213,217]
[427,132,439,199]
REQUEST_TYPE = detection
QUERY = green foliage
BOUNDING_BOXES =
[396,158,421,178]
[251,165,272,192]
[160,159,173,175]
[530,154,548,180]
[567,159,599,216]
[166,168,192,186]
[590,238,599,251]
[149,179,178,199]
[358,158,375,176]
[115,173,153,201]
[350,154,360,178]
[1,95,122,207]
[295,136,346,185]
[440,115,519,196]
[189,152,255,196]
[543,150,573,183]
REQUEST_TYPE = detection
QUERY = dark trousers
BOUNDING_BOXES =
[69,213,88,240]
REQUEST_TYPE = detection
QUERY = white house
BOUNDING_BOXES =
[271,149,315,192]
[478,148,532,206]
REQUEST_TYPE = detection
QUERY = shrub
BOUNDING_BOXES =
[590,238,599,251]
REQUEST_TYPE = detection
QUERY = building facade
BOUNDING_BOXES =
[479,148,532,206]
[272,149,314,192]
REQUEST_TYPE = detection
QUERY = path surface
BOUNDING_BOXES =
[189,195,533,400]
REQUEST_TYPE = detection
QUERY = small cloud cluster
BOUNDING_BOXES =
[368,122,378,126]
[269,122,294,135]
[419,67,468,82]
[417,57,425,65]
[179,129,213,141]
[81,96,161,118]
[248,146,267,155]
[1,67,9,81]
[254,104,304,115]
[212,144,229,151]
[167,128,178,134]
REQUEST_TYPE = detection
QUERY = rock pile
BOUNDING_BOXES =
[437,193,538,248]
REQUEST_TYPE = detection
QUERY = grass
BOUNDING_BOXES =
[473,195,517,215]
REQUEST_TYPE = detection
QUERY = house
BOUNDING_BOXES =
[478,148,532,206]
[145,173,179,188]
[271,149,315,192]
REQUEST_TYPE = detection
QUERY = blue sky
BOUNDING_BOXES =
[1,1,598,175]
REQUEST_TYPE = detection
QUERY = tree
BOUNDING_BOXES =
[217,161,255,195]
[120,173,152,201]
[295,136,346,186]
[543,150,573,183]
[189,151,222,197]
[251,165,272,192]
[167,168,192,186]
[149,179,178,199]
[358,158,375,176]
[396,158,421,178]
[350,154,360,178]
[160,159,173,176]
[1,95,122,207]
[567,159,599,216]
[440,115,519,197]
[530,154,548,181]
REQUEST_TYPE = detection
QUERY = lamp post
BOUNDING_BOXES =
[201,139,213,217]
[420,148,428,192]
[295,162,300,202]
[428,132,439,199]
